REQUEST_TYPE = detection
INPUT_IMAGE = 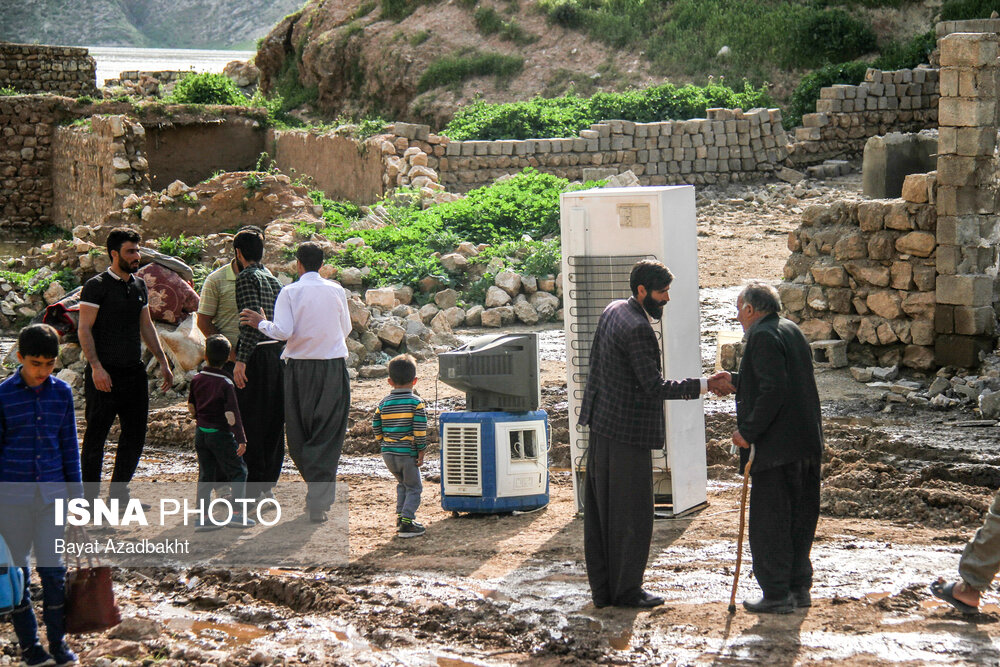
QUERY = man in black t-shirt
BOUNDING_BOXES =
[78,228,174,502]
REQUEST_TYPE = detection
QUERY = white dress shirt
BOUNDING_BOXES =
[256,272,352,360]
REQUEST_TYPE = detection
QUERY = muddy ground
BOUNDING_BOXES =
[8,171,1000,665]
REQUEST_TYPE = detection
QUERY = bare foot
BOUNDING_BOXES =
[953,580,981,608]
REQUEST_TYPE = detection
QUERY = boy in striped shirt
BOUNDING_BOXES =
[373,355,427,538]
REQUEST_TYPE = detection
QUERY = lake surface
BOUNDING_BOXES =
[88,46,255,87]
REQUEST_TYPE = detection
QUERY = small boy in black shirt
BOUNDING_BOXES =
[188,335,254,530]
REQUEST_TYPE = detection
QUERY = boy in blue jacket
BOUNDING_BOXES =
[0,324,81,666]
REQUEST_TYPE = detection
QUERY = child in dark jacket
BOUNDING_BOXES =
[187,335,254,530]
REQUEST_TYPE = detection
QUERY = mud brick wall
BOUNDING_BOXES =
[382,109,790,194]
[781,172,938,370]
[0,43,98,97]
[788,67,940,167]
[269,129,384,205]
[51,115,150,231]
[933,32,1000,368]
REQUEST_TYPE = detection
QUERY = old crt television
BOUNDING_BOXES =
[438,333,540,412]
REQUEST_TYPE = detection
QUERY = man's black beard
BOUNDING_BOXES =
[118,256,139,274]
[642,294,666,320]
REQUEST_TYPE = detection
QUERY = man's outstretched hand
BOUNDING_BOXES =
[707,371,736,396]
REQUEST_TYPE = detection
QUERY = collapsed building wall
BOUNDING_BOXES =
[144,119,266,191]
[52,115,149,231]
[269,129,384,204]
[0,43,98,97]
[788,67,940,167]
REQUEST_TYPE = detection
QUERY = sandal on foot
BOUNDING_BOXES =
[930,579,979,615]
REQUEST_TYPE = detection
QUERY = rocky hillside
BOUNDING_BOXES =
[256,0,941,129]
[0,0,302,48]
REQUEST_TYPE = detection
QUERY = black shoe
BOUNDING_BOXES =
[49,640,77,667]
[792,588,812,608]
[397,518,426,538]
[309,509,328,523]
[743,594,795,614]
[619,590,664,608]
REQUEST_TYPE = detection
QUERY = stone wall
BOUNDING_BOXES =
[52,115,150,231]
[0,43,97,97]
[0,95,66,227]
[932,32,1000,368]
[269,129,385,205]
[382,109,790,194]
[781,173,938,370]
[788,67,940,166]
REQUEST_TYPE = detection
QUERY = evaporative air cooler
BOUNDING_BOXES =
[437,333,549,514]
[561,185,707,517]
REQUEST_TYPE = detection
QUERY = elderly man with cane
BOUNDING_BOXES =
[728,281,823,614]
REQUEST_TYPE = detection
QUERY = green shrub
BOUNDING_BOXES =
[381,0,423,21]
[418,51,524,92]
[785,61,870,128]
[157,234,205,264]
[0,268,79,297]
[873,30,936,71]
[789,9,876,68]
[410,29,432,46]
[941,0,1000,20]
[169,72,246,105]
[0,86,20,96]
[443,80,771,140]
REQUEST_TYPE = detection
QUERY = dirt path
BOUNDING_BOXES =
[14,172,1000,666]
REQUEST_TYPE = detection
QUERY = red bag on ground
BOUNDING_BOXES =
[64,529,122,634]
[42,286,83,335]
[138,263,200,324]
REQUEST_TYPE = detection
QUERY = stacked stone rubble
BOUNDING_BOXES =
[933,32,1000,368]
[781,174,938,370]
[103,70,188,99]
[0,43,98,97]
[0,95,66,227]
[789,67,940,166]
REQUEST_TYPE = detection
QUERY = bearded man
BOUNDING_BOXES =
[579,259,733,608]
[78,227,173,503]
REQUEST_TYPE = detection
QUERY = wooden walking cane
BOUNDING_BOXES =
[728,443,755,614]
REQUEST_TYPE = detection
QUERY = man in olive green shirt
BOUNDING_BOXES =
[197,258,240,361]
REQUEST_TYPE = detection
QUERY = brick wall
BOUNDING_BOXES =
[0,43,97,97]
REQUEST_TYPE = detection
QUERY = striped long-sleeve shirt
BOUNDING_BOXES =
[0,369,83,504]
[373,388,427,456]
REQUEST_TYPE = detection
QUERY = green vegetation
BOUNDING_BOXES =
[0,86,20,96]
[473,7,535,44]
[410,29,432,46]
[156,234,205,265]
[168,73,246,106]
[941,0,1000,20]
[381,0,425,21]
[299,169,601,290]
[443,80,771,140]
[0,268,78,297]
[418,51,525,93]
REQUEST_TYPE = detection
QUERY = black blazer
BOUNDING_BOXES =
[732,313,823,473]
[579,297,701,449]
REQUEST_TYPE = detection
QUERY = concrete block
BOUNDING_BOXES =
[810,340,848,368]
[939,33,1000,68]
[935,334,994,368]
[862,132,937,198]
[936,274,994,306]
[939,98,997,127]
[954,305,996,335]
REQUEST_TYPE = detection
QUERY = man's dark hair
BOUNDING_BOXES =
[388,354,417,385]
[106,227,141,260]
[738,281,782,314]
[296,242,324,273]
[629,259,674,297]
[204,334,231,367]
[18,323,59,359]
[233,228,264,263]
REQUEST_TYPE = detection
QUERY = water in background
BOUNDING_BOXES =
[88,46,255,87]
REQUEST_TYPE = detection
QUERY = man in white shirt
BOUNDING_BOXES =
[240,243,352,523]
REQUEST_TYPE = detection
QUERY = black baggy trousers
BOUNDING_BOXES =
[236,344,285,498]
[584,432,654,606]
[748,457,821,600]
